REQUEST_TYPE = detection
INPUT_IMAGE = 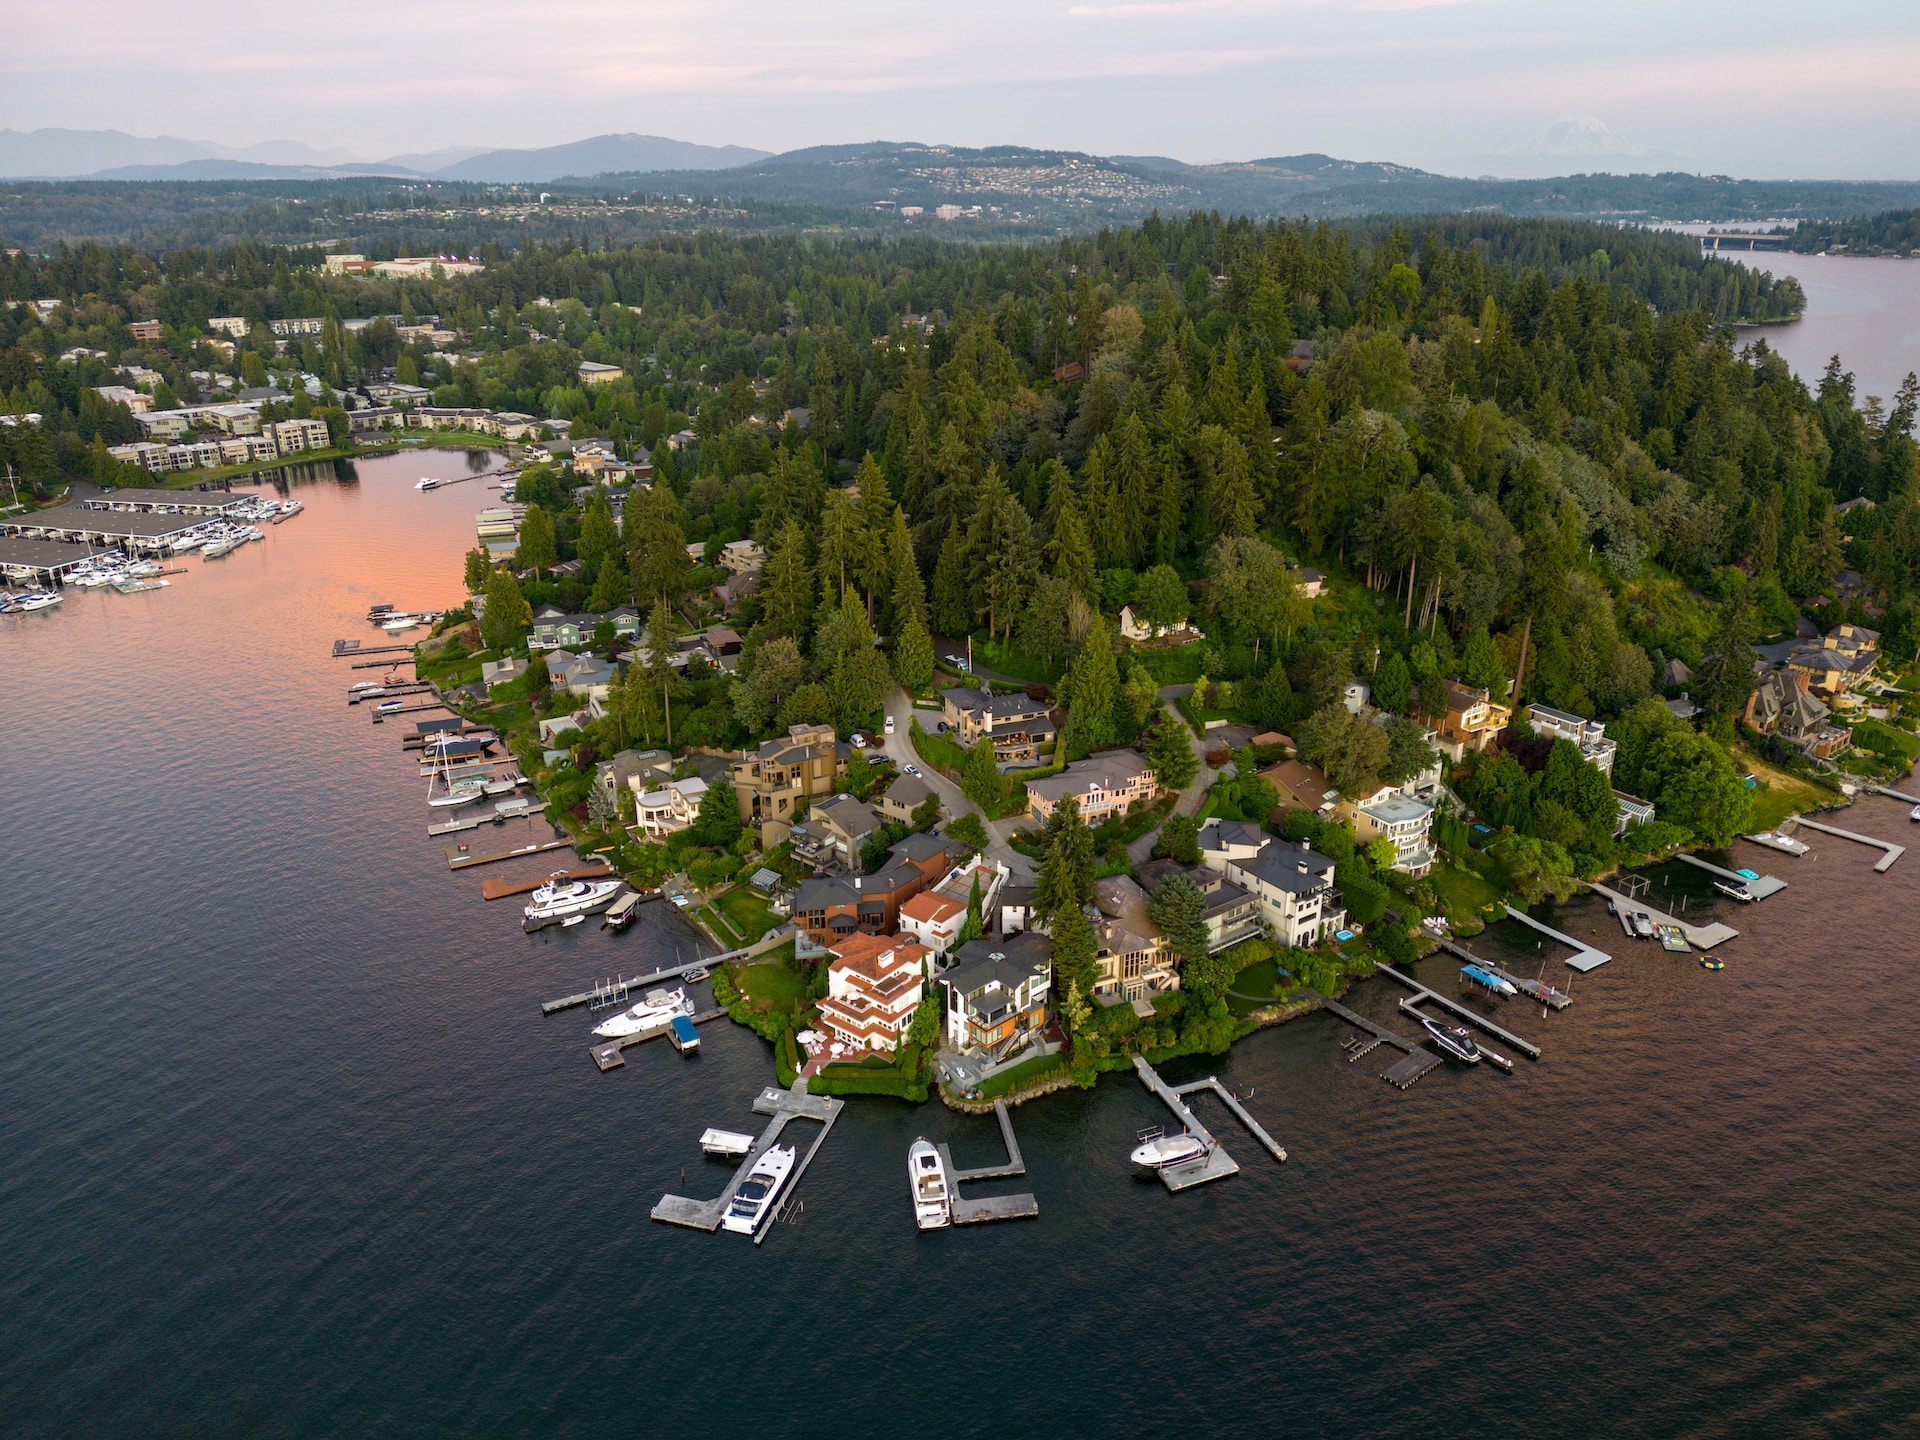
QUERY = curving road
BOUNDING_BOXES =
[881,685,1036,883]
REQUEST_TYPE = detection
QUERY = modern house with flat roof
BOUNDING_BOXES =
[1337,784,1435,877]
[939,932,1053,1054]
[1525,704,1617,776]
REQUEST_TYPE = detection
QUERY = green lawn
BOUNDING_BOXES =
[1431,861,1504,930]
[716,885,781,943]
[974,1053,1068,1099]
[1739,760,1833,831]
[732,960,807,1014]
[1849,719,1920,766]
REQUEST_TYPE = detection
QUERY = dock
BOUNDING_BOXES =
[1371,964,1542,1060]
[333,640,415,657]
[1791,816,1905,872]
[589,1008,727,1069]
[446,834,574,869]
[1503,905,1616,972]
[1674,852,1786,899]
[1438,942,1572,1008]
[935,1100,1039,1224]
[649,1082,843,1242]
[541,955,715,1015]
[1319,999,1443,1087]
[348,655,413,670]
[1866,783,1920,805]
[1130,1056,1287,1190]
[370,701,448,720]
[483,865,612,901]
[1586,881,1740,949]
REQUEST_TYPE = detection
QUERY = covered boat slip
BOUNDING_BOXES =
[0,537,120,583]
[2,507,209,554]
[79,487,257,514]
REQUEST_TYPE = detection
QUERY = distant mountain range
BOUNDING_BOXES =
[0,128,772,181]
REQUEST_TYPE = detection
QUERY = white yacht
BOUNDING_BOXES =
[348,681,385,695]
[427,777,487,808]
[722,1145,797,1236]
[112,577,168,593]
[11,591,63,612]
[524,874,624,926]
[415,476,442,490]
[908,1139,951,1229]
[203,537,237,559]
[591,986,693,1038]
[379,614,418,631]
[1129,1130,1210,1171]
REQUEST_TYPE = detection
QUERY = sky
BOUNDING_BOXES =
[7,0,1920,178]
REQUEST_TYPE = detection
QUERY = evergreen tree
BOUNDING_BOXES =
[1148,874,1211,973]
[515,503,557,581]
[1065,613,1119,748]
[692,777,744,847]
[585,547,629,611]
[1144,709,1199,792]
[626,484,688,606]
[886,506,926,634]
[1033,794,1097,921]
[463,548,492,593]
[1153,811,1201,864]
[637,595,690,745]
[1045,498,1099,601]
[578,488,617,578]
[1374,651,1412,715]
[760,518,814,641]
[480,565,531,652]
[892,610,935,692]
[930,519,971,637]
[1048,899,1100,1015]
[957,875,984,943]
[963,467,1039,639]
[1461,626,1508,699]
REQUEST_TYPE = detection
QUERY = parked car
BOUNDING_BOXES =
[884,716,896,735]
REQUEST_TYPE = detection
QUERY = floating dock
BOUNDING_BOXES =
[1319,999,1442,1088]
[1674,852,1786,899]
[482,864,612,901]
[650,1082,843,1244]
[541,955,714,1015]
[1438,942,1572,1008]
[1371,964,1542,1060]
[446,832,574,869]
[333,640,414,657]
[590,1007,727,1069]
[1503,905,1615,972]
[1586,881,1740,950]
[1130,1056,1287,1190]
[1791,816,1904,872]
[935,1100,1039,1224]
[370,701,448,721]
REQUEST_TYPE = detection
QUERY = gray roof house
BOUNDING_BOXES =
[879,771,937,825]
[1197,821,1346,948]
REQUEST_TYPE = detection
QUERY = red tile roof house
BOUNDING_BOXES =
[818,933,929,1055]
[898,890,966,959]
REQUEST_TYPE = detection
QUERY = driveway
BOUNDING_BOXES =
[1125,687,1222,865]
[881,685,1036,882]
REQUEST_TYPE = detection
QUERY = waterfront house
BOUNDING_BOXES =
[939,932,1053,1054]
[1613,791,1656,836]
[1744,671,1837,755]
[1787,625,1881,703]
[788,834,967,944]
[898,891,967,959]
[1198,820,1346,946]
[1133,859,1265,954]
[820,933,929,1054]
[1336,784,1436,877]
[1025,749,1158,824]
[730,723,848,847]
[1088,875,1180,1003]
[1294,567,1325,599]
[878,771,937,825]
[1525,704,1617,775]
[940,683,1057,762]
[1118,604,1203,645]
[1434,681,1512,761]
[632,776,709,841]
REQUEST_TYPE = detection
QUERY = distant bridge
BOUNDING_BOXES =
[1699,233,1792,252]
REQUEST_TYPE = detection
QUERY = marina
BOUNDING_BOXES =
[649,1082,844,1244]
[1790,815,1905,872]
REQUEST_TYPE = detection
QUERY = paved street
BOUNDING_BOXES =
[881,685,1036,882]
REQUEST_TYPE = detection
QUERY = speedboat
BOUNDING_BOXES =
[909,1139,951,1230]
[1461,962,1517,997]
[349,681,385,695]
[374,698,405,713]
[379,614,418,631]
[525,874,624,927]
[1631,912,1655,939]
[592,986,692,1037]
[113,578,168,593]
[416,476,442,490]
[721,1145,797,1236]
[1421,1016,1482,1063]
[682,966,710,983]
[1713,880,1754,902]
[11,591,62,612]
[1130,1129,1210,1170]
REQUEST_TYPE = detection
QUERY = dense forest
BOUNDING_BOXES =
[5,212,1918,885]
[1788,208,1920,257]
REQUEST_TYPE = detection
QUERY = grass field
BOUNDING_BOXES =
[715,885,781,944]
[1732,750,1838,831]
[732,961,806,1014]
[1430,861,1504,930]
[974,1053,1068,1099]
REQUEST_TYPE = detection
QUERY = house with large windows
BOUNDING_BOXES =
[1088,875,1181,1003]
[1025,749,1158,824]
[940,683,1057,762]
[938,932,1053,1055]
[819,933,929,1055]
[1337,785,1435,877]
[730,723,848,846]
[1197,820,1346,945]
[1434,681,1512,761]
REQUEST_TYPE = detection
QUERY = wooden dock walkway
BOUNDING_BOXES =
[333,641,414,657]
[542,956,719,1015]
[1586,881,1740,949]
[935,1099,1040,1224]
[371,701,448,720]
[446,834,573,869]
[1866,783,1920,805]
[483,864,612,901]
[1131,1056,1240,1190]
[1504,905,1616,971]
[649,1083,843,1239]
[1371,964,1542,1059]
[1791,816,1905,872]
[349,655,414,670]
[1439,941,1573,1008]
[1674,852,1787,899]
[590,1008,726,1070]
[1319,999,1444,1088]
[349,684,433,703]
[1171,1077,1288,1162]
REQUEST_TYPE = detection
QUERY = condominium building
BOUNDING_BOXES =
[1525,704,1617,776]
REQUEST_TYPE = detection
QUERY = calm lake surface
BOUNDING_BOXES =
[4,449,1919,1438]
[1733,250,1920,403]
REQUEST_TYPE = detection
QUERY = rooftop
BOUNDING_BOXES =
[943,931,1053,995]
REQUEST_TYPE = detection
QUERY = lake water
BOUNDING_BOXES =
[4,450,1919,1437]
[1733,250,1920,403]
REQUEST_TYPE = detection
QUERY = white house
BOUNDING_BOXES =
[819,933,928,1054]
[1198,820,1347,945]
[1118,605,1204,644]
[1526,703,1618,776]
[1338,784,1435,877]
[898,891,966,959]
[632,776,709,841]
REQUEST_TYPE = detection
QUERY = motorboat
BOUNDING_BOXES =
[203,537,237,558]
[1460,962,1517,997]
[1130,1128,1210,1170]
[112,578,169,593]
[379,614,418,631]
[701,1129,755,1158]
[11,591,63,612]
[348,681,385,695]
[591,986,692,1037]
[1746,830,1809,856]
[561,915,585,928]
[416,476,442,490]
[525,874,624,927]
[721,1145,797,1236]
[374,698,405,713]
[1713,880,1754,902]
[1421,1016,1482,1064]
[909,1139,951,1229]
[682,966,710,983]
[1631,912,1656,939]
[481,773,527,795]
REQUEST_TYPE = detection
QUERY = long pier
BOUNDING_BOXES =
[590,1007,726,1070]
[1585,882,1738,950]
[446,835,573,869]
[1866,783,1920,805]
[333,640,415,657]
[542,956,713,1015]
[1172,1077,1288,1162]
[1438,941,1573,1009]
[1131,1057,1288,1190]
[371,701,448,720]
[1674,852,1786,899]
[349,656,414,670]
[1503,905,1615,972]
[936,1100,1040,1224]
[1371,964,1541,1060]
[1319,999,1443,1088]
[649,1082,843,1242]
[1792,816,1905,872]
[483,864,612,901]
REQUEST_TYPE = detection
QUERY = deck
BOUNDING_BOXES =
[1585,882,1738,951]
[1371,964,1541,1060]
[934,1100,1039,1224]
[1319,999,1443,1088]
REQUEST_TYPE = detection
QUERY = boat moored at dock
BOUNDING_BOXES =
[700,1129,755,1158]
[1420,1016,1482,1064]
[721,1145,797,1236]
[591,985,692,1038]
[1460,962,1517,997]
[1129,1127,1210,1171]
[909,1139,951,1229]
[525,873,624,929]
